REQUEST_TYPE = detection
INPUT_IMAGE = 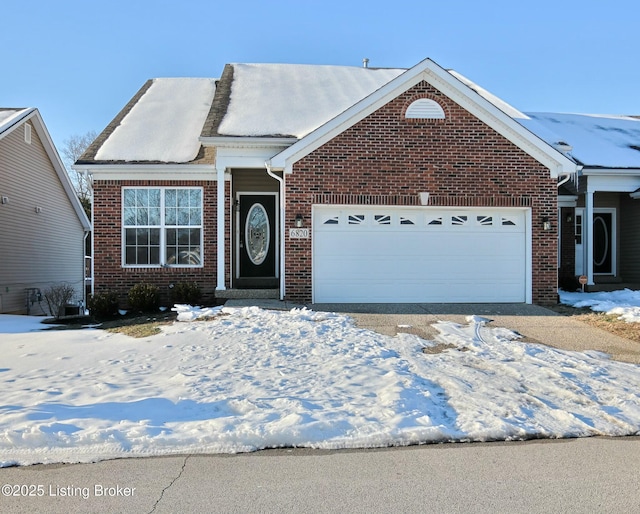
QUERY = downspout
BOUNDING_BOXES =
[265,160,285,300]
[83,230,90,312]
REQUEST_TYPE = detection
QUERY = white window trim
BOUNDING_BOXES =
[121,186,204,268]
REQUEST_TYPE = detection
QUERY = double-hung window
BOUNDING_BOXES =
[123,187,203,267]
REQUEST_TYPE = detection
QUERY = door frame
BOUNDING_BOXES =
[575,207,616,276]
[234,191,279,284]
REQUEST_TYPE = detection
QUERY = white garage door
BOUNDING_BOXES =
[313,206,528,303]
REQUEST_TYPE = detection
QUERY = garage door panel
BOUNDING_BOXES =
[313,206,527,303]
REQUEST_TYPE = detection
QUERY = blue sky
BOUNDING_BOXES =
[3,0,639,152]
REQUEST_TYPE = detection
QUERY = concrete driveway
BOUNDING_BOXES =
[226,300,640,364]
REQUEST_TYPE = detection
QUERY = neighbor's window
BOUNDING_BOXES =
[123,187,203,267]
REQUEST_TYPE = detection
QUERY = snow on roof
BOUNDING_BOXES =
[95,78,216,163]
[217,63,406,138]
[520,113,640,169]
[447,71,529,120]
[0,108,32,134]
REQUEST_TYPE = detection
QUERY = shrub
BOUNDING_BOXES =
[88,291,119,319]
[43,283,75,319]
[128,283,160,313]
[170,282,202,306]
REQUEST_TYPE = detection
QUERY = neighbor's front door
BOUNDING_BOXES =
[236,193,278,288]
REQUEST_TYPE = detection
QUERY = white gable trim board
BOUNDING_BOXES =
[312,205,531,303]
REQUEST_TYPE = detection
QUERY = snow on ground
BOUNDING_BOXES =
[1,305,640,467]
[559,289,640,323]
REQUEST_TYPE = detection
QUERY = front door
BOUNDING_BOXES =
[593,210,614,275]
[236,193,278,288]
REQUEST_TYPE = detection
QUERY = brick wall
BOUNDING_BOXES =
[284,81,559,305]
[92,179,219,307]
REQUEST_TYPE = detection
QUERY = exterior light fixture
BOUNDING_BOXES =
[295,214,304,228]
[542,217,551,231]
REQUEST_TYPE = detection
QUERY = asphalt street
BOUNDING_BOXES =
[2,436,640,513]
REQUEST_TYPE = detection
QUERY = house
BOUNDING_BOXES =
[0,108,91,314]
[518,113,640,291]
[76,58,580,306]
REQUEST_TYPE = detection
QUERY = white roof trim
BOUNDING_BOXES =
[581,168,640,176]
[200,136,297,149]
[73,163,218,181]
[558,195,578,207]
[0,108,36,140]
[269,58,578,178]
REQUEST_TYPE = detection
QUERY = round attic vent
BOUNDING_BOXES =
[405,99,445,120]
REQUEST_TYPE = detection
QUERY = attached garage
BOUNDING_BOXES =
[313,206,530,303]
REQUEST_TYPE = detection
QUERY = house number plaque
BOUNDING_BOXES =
[289,228,309,239]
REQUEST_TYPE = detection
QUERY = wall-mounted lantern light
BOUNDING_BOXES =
[542,217,551,231]
[295,214,304,228]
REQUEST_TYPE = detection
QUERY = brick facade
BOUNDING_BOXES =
[92,179,222,307]
[284,81,559,305]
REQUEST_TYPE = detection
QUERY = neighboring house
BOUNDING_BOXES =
[520,113,640,291]
[0,108,91,314]
[76,58,581,306]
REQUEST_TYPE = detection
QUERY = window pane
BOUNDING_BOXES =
[149,247,160,265]
[165,189,176,207]
[178,228,189,245]
[148,207,161,225]
[177,208,189,225]
[166,228,176,245]
[125,228,136,245]
[190,189,201,205]
[124,207,136,226]
[136,247,148,265]
[190,228,200,244]
[136,228,149,245]
[149,189,161,207]
[124,190,136,208]
[165,207,176,225]
[136,208,148,225]
[125,247,136,264]
[177,189,189,207]
[190,208,201,225]
[149,228,160,245]
[166,247,177,264]
[136,189,148,207]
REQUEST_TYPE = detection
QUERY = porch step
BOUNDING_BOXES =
[586,283,640,292]
[215,289,280,300]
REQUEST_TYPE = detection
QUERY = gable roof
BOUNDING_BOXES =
[202,63,405,139]
[78,78,217,164]
[520,112,640,169]
[268,58,578,178]
[0,108,34,137]
[0,108,90,230]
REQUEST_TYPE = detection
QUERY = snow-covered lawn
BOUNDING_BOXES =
[1,305,640,467]
[559,289,640,323]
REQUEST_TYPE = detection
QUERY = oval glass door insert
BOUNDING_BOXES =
[245,203,270,265]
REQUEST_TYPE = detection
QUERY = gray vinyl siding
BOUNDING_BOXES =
[620,194,640,283]
[0,121,86,314]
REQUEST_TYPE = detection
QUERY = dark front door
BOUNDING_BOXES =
[593,211,613,274]
[237,194,277,288]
